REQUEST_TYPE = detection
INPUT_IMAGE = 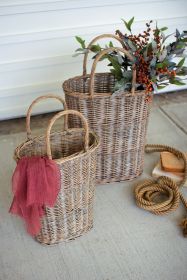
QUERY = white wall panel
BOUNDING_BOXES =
[0,1,186,35]
[0,0,187,119]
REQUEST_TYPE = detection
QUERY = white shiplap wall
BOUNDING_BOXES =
[0,0,187,119]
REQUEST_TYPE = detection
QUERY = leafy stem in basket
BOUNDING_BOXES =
[74,18,187,96]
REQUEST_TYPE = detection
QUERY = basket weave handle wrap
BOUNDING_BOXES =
[46,110,90,160]
[89,47,136,96]
[26,94,68,140]
[83,34,125,76]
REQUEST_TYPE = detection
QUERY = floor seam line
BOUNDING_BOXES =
[159,106,187,135]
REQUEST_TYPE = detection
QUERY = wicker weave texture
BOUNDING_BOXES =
[64,85,151,183]
[14,95,99,245]
[63,40,152,183]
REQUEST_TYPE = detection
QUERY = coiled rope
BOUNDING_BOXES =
[134,144,187,237]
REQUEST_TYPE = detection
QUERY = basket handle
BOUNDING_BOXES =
[46,110,89,160]
[83,34,125,76]
[89,47,136,96]
[26,94,68,140]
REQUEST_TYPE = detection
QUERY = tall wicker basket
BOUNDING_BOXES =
[63,35,152,184]
[14,95,99,245]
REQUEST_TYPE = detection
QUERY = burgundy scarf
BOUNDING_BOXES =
[9,156,60,236]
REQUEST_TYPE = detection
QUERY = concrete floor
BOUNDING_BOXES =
[0,91,187,280]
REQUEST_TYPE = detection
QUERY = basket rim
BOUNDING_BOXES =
[63,72,152,99]
[14,128,100,164]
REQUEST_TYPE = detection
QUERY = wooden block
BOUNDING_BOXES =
[152,161,187,187]
[160,151,186,173]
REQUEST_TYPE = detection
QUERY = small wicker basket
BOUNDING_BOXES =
[63,35,152,184]
[14,95,99,245]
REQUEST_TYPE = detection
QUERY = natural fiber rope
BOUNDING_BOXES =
[134,144,187,237]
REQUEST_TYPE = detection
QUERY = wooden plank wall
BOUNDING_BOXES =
[0,0,187,119]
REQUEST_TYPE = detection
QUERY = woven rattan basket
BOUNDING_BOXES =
[14,95,99,245]
[63,35,152,184]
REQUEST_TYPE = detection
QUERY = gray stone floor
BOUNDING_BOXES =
[0,91,187,280]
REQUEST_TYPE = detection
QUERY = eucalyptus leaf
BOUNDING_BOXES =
[127,17,134,31]
[72,52,82,57]
[108,56,122,80]
[181,66,187,73]
[150,69,157,78]
[150,57,157,67]
[82,49,89,54]
[110,69,117,75]
[147,43,153,55]
[122,17,134,32]
[159,75,169,82]
[127,39,136,51]
[154,28,160,36]
[158,48,167,62]
[176,66,187,75]
[157,84,167,89]
[181,38,187,42]
[160,82,169,86]
[123,70,132,80]
[176,29,180,39]
[151,40,157,51]
[122,19,130,32]
[113,80,132,94]
[160,27,168,31]
[163,32,175,43]
[152,83,158,92]
[75,48,84,52]
[151,76,157,83]
[170,78,186,85]
[161,32,165,41]
[156,60,169,69]
[173,48,185,56]
[168,61,176,67]
[177,57,185,67]
[75,36,86,49]
[176,44,186,50]
[90,44,101,52]
[113,78,126,92]
[117,52,124,65]
[166,45,172,53]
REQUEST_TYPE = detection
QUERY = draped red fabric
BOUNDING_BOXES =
[9,157,60,236]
